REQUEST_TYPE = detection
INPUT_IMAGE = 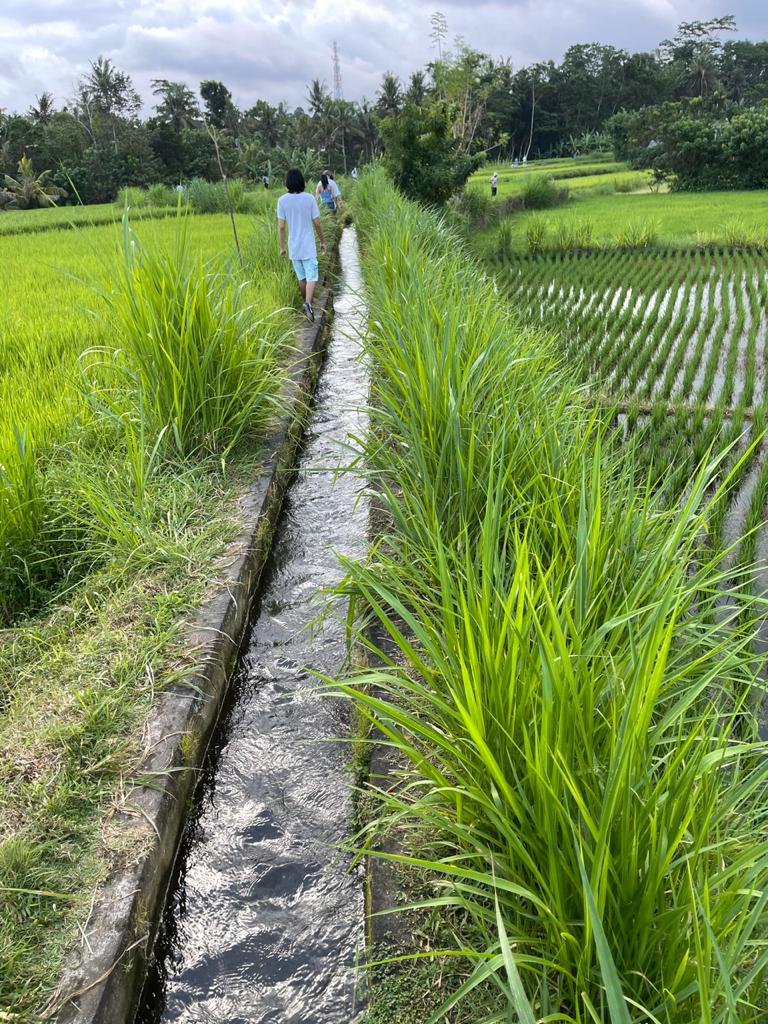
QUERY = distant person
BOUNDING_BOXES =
[490,171,498,197]
[261,174,269,190]
[324,169,342,209]
[351,166,359,179]
[277,168,326,323]
[316,172,337,212]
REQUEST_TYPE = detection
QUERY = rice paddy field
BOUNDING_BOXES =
[489,189,768,250]
[495,246,768,566]
[0,199,334,1018]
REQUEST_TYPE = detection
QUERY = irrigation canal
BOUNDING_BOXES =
[137,226,367,1024]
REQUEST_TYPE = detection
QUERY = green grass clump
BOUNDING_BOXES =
[88,213,287,458]
[0,210,297,624]
[614,218,659,249]
[341,170,768,1022]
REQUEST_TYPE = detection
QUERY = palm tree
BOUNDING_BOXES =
[151,79,200,130]
[307,79,330,119]
[682,53,719,96]
[28,92,55,125]
[376,72,403,118]
[3,156,66,209]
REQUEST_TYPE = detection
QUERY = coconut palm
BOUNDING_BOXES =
[151,79,200,131]
[3,156,66,209]
[28,91,55,126]
[376,72,403,118]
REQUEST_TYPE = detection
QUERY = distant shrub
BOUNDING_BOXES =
[185,178,226,213]
[521,174,569,210]
[147,183,176,207]
[525,216,549,254]
[185,178,256,214]
[615,218,659,249]
[116,186,147,209]
[454,186,493,228]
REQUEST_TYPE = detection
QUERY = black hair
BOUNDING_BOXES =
[285,168,305,194]
[320,173,329,189]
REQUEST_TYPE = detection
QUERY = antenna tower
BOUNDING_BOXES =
[332,40,343,99]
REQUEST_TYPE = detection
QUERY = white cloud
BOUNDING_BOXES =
[0,0,764,114]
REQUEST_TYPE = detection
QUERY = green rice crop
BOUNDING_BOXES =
[0,209,295,622]
[340,170,768,1022]
[0,202,179,236]
[491,236,768,580]
[486,190,768,253]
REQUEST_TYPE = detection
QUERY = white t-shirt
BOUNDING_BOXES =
[276,192,321,260]
[328,178,341,198]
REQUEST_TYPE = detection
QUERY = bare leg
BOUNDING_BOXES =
[305,279,316,304]
[299,279,307,299]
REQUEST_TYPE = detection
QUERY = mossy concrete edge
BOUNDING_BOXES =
[51,282,335,1024]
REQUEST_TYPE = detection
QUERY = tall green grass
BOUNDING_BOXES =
[86,214,287,458]
[339,171,768,1022]
[0,211,294,624]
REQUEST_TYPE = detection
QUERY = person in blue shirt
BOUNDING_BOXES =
[277,168,326,322]
[317,170,342,211]
[316,172,336,211]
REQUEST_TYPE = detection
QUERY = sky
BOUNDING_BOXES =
[1,0,766,116]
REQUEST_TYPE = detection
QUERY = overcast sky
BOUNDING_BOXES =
[1,0,766,116]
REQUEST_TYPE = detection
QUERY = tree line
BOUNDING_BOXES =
[1,13,767,206]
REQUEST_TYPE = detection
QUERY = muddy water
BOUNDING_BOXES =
[136,226,367,1024]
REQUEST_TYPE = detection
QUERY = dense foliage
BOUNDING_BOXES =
[2,15,767,203]
[610,99,768,190]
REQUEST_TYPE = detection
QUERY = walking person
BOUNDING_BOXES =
[328,171,342,209]
[322,169,343,210]
[316,172,337,212]
[490,171,498,197]
[277,168,326,323]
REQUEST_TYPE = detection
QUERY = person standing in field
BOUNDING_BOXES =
[277,168,326,323]
[490,171,498,197]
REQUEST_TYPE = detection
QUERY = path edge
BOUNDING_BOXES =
[50,279,336,1024]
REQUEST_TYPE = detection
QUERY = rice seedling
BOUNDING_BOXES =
[340,170,768,1023]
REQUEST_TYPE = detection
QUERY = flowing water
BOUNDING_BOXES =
[137,226,367,1024]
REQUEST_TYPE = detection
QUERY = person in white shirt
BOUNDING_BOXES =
[277,168,326,322]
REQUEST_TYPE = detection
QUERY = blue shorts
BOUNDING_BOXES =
[291,257,319,282]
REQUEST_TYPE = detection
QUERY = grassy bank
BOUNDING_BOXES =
[342,171,768,1022]
[0,203,338,1019]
